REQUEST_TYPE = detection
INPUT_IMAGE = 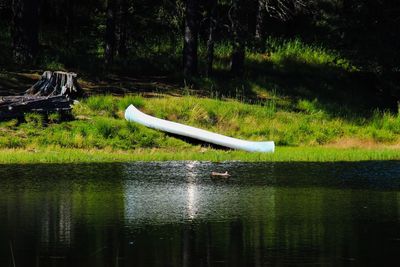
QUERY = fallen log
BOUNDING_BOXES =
[0,71,83,120]
[0,95,72,119]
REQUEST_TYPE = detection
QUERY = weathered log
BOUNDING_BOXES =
[0,95,72,119]
[26,71,83,98]
[0,71,83,120]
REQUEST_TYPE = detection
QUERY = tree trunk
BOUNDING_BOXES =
[230,0,245,75]
[183,0,199,77]
[117,0,128,57]
[254,0,266,52]
[104,0,117,66]
[64,0,75,44]
[11,0,39,64]
[206,0,217,76]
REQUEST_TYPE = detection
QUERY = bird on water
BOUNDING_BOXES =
[210,171,230,177]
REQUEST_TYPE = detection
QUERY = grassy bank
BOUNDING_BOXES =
[0,147,399,164]
[1,95,400,150]
[1,38,399,163]
[0,94,399,163]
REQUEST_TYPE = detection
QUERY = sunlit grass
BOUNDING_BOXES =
[0,147,399,164]
[0,36,397,156]
[209,38,355,72]
[1,95,399,155]
[266,38,355,70]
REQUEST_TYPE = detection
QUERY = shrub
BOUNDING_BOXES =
[25,113,44,128]
[297,99,320,114]
[117,95,145,111]
[94,118,118,138]
[85,95,116,115]
[48,113,62,124]
[0,136,26,148]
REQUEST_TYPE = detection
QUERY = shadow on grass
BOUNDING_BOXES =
[200,54,399,119]
[0,72,39,96]
[1,34,398,121]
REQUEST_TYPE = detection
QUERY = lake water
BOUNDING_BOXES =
[0,161,399,266]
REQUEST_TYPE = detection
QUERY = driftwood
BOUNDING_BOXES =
[0,95,72,119]
[0,71,83,119]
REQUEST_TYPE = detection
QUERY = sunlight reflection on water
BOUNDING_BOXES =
[0,161,399,266]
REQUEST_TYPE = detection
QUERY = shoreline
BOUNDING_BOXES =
[1,95,400,162]
[0,146,399,164]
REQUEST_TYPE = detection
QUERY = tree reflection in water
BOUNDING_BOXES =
[0,162,399,266]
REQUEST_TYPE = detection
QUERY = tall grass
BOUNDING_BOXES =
[266,37,356,71]
[204,37,357,74]
[0,147,399,164]
[1,95,399,152]
[75,94,144,117]
[82,95,400,147]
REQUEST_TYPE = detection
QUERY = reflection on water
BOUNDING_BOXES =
[0,161,399,266]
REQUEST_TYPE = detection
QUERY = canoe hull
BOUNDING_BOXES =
[124,105,275,153]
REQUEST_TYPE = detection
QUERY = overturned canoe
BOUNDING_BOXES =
[124,105,275,153]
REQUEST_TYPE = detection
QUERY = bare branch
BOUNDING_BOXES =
[262,0,310,21]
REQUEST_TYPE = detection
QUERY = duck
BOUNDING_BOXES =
[211,171,230,177]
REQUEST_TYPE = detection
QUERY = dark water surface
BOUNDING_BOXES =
[0,161,399,266]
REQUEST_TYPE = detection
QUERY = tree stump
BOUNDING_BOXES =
[26,71,83,98]
[0,71,84,120]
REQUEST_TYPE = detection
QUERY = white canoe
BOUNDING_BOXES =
[124,105,275,153]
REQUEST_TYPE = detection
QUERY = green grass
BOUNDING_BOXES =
[1,37,398,163]
[0,147,398,164]
[193,38,370,116]
[3,37,373,116]
[0,95,399,156]
[266,38,356,71]
[205,38,354,73]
